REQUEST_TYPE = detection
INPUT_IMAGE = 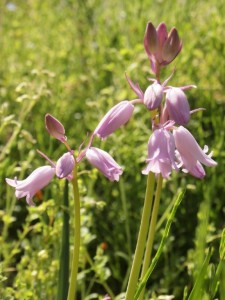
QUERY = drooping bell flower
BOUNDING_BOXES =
[86,147,123,181]
[45,113,67,142]
[6,166,55,206]
[94,101,134,139]
[143,82,164,110]
[173,126,217,179]
[142,126,178,179]
[144,22,182,74]
[165,87,190,125]
[56,152,75,179]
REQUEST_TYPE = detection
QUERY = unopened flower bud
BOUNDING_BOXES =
[166,88,190,125]
[144,82,164,110]
[94,101,134,139]
[144,21,182,74]
[45,114,66,142]
[162,27,182,63]
[56,152,75,179]
[144,22,158,56]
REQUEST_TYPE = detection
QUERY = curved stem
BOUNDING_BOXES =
[125,172,155,300]
[67,163,81,300]
[139,174,163,300]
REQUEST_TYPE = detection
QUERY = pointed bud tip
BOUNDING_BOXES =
[161,27,182,63]
[45,113,66,142]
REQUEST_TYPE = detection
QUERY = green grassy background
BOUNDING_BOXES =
[0,0,224,299]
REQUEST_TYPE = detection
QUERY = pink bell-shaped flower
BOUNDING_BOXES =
[94,101,134,139]
[165,87,190,125]
[142,127,178,179]
[86,147,123,181]
[56,152,75,179]
[173,126,217,178]
[6,166,55,206]
[144,82,164,110]
[45,113,67,142]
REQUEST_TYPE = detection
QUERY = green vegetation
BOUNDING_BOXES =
[0,0,224,299]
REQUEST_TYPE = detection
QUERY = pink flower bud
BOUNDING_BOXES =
[144,22,158,57]
[144,82,164,110]
[144,22,182,74]
[45,114,66,142]
[156,22,168,57]
[86,147,123,181]
[173,126,217,178]
[94,101,134,139]
[165,88,190,125]
[6,166,55,206]
[162,27,182,63]
[142,128,178,179]
[56,152,75,179]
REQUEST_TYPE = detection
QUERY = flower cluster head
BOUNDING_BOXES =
[98,21,216,180]
[6,21,217,205]
[6,113,125,205]
[123,21,217,179]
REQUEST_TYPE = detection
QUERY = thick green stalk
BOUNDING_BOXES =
[139,174,163,299]
[125,172,155,300]
[134,190,185,299]
[57,180,70,300]
[67,164,81,300]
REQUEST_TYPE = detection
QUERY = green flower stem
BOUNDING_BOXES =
[119,176,132,258]
[134,190,185,299]
[67,163,81,300]
[139,174,163,300]
[125,172,155,300]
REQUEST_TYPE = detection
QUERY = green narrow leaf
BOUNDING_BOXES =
[209,229,225,299]
[134,189,185,299]
[187,248,212,300]
[183,286,188,300]
[57,180,70,300]
[219,229,225,260]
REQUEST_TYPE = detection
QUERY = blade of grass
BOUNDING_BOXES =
[187,248,212,300]
[209,229,225,299]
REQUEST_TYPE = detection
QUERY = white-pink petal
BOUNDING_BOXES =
[94,101,134,140]
[86,147,123,181]
[6,166,55,205]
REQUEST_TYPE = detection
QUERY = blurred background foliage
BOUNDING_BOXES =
[0,0,224,299]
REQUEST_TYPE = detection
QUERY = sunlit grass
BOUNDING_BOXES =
[0,0,224,299]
